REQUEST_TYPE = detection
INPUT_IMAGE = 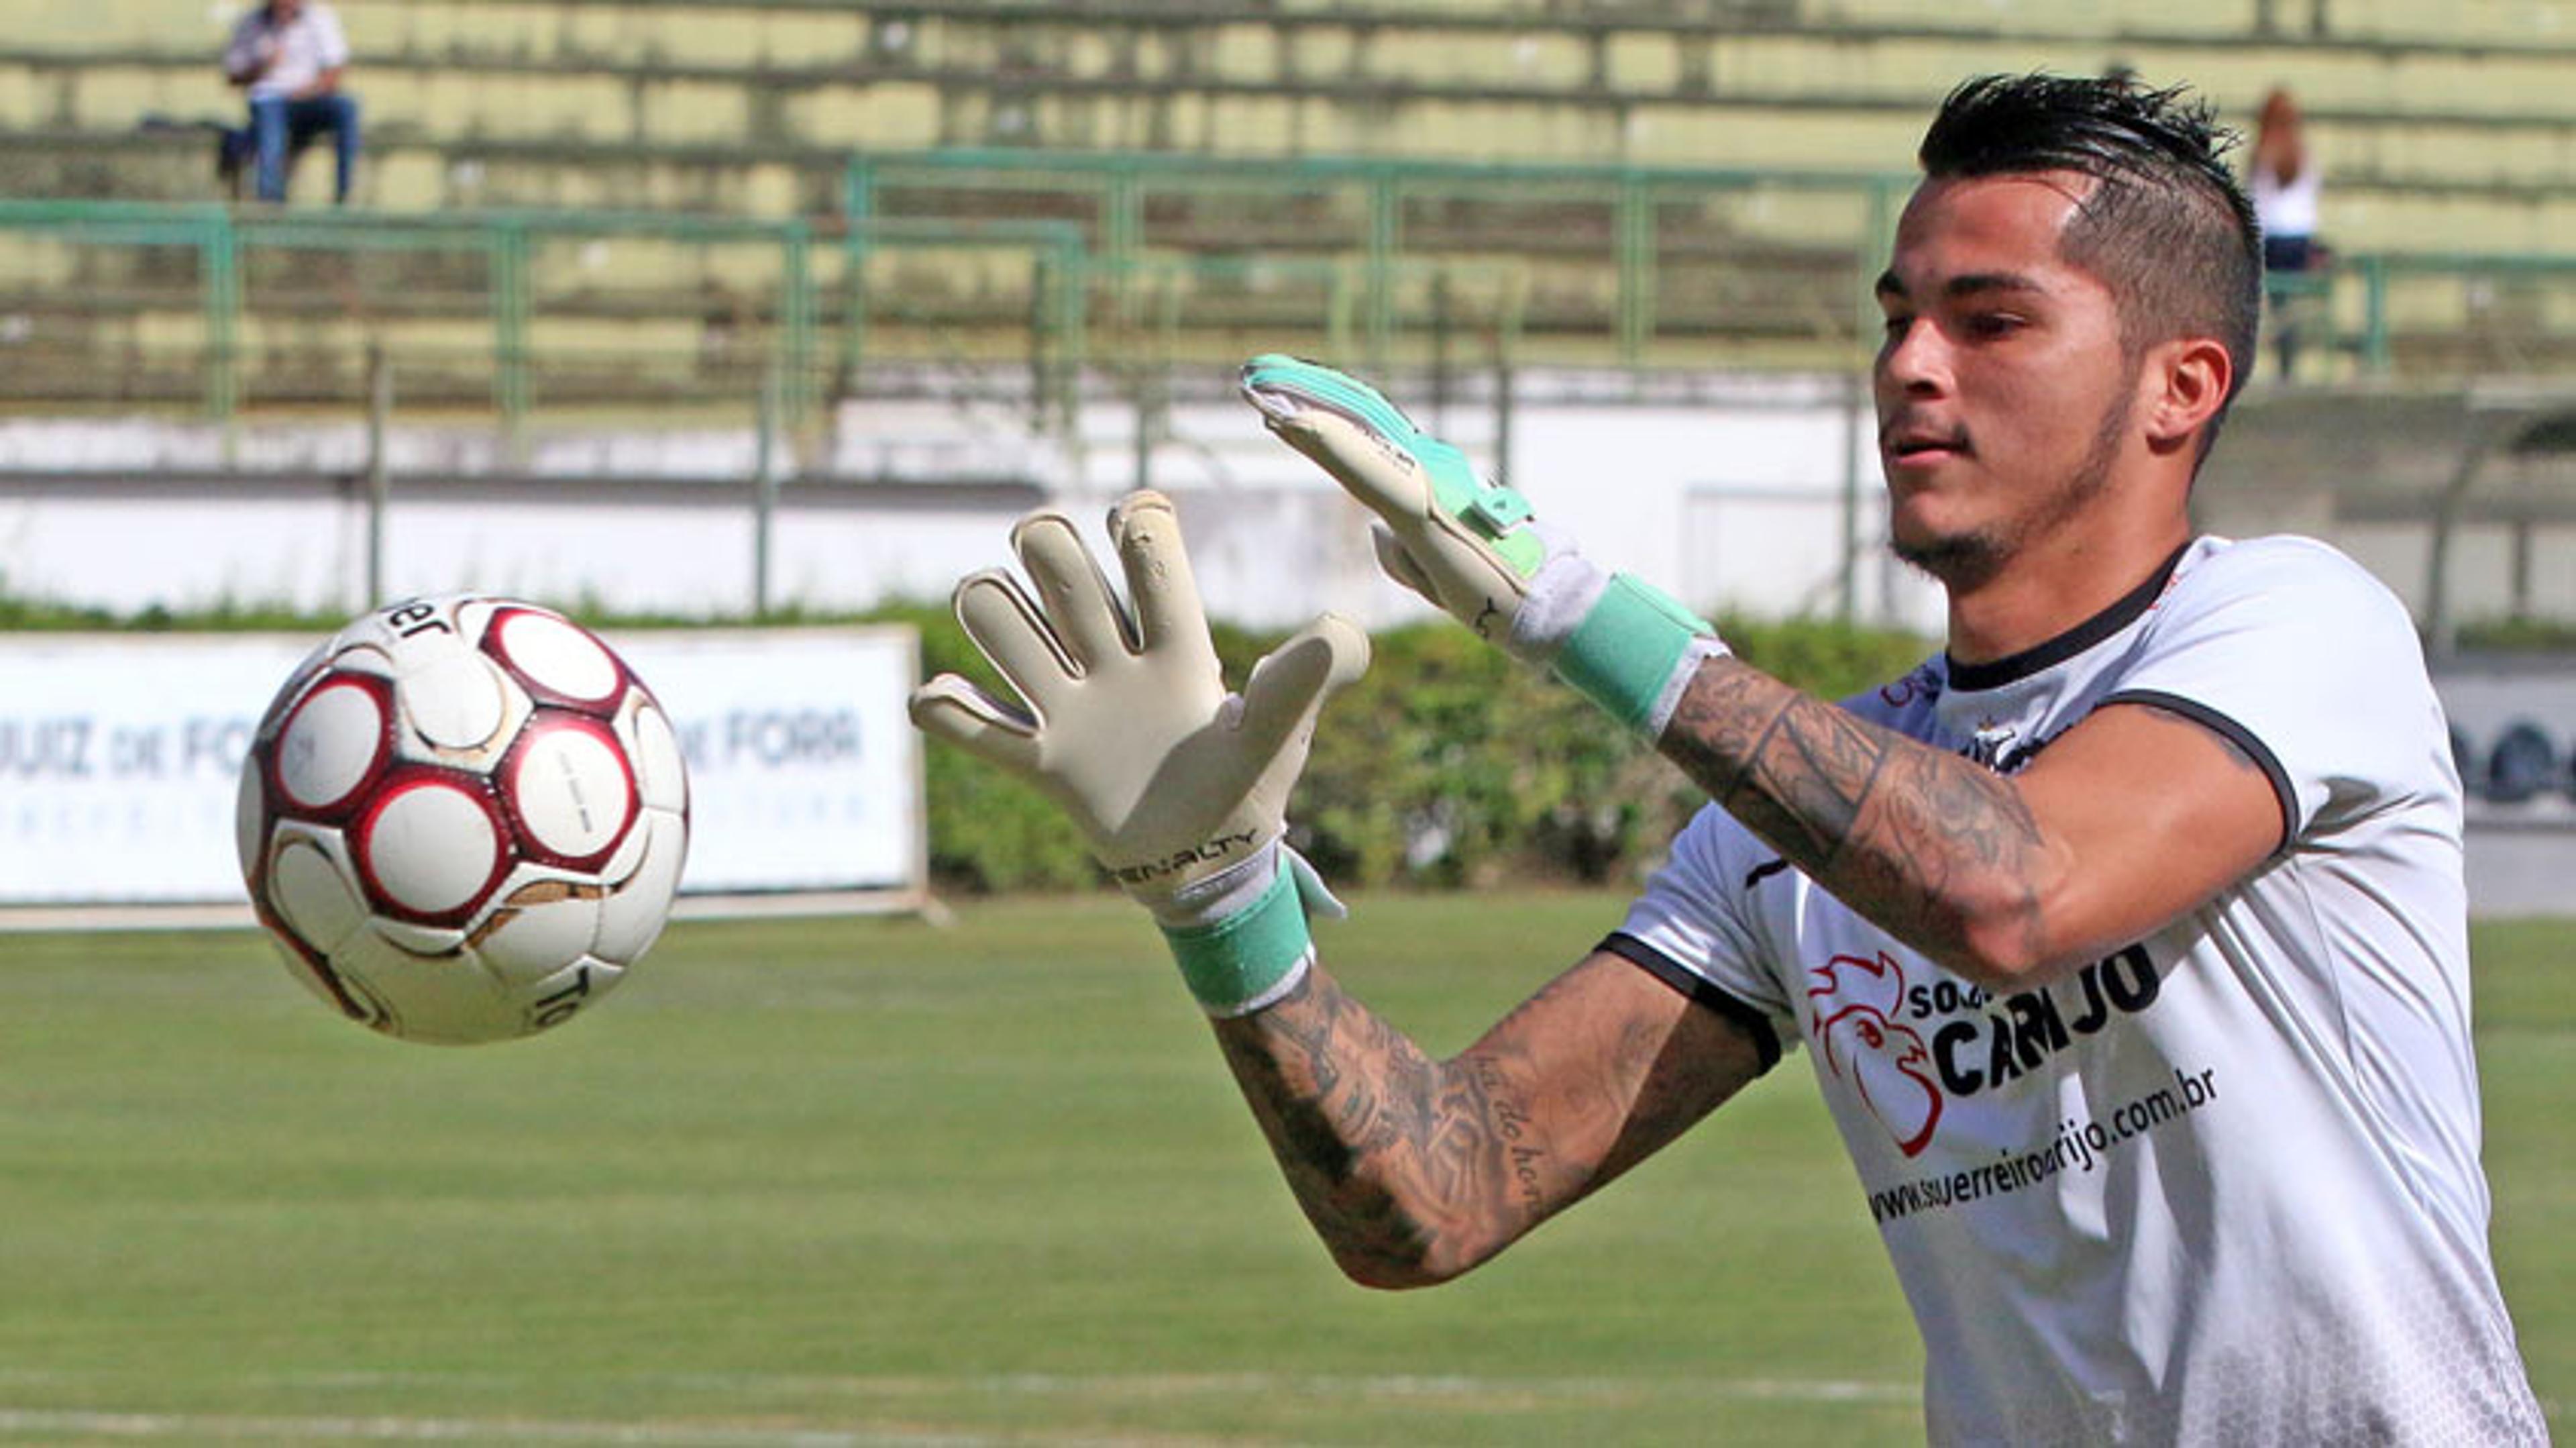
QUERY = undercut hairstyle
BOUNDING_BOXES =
[1918,73,2263,460]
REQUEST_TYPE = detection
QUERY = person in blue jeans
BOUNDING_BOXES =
[221,0,359,204]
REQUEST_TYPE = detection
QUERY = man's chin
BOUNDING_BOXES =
[1890,529,2005,592]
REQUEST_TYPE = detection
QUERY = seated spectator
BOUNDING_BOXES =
[222,0,360,205]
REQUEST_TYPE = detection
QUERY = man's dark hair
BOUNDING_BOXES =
[1918,73,2262,457]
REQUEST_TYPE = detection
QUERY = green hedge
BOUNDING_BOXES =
[898,603,1930,895]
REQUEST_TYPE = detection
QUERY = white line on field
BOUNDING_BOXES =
[0,1376,1929,1445]
[614,1372,1920,1405]
[0,1409,980,1445]
[0,1371,1915,1405]
[0,1386,2557,1445]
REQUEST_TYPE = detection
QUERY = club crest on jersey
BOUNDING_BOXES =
[1807,951,1943,1157]
[1963,719,2049,774]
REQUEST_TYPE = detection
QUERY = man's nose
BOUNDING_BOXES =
[1876,319,1949,399]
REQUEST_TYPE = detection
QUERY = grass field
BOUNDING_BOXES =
[0,895,2564,1445]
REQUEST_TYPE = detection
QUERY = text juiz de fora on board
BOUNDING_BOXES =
[0,706,866,784]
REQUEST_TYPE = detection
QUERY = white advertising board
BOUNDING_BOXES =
[0,626,924,919]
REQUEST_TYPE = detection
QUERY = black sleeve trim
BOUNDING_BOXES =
[1598,931,1782,1074]
[2097,688,2297,857]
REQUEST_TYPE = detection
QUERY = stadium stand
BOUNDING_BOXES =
[9,1,2576,412]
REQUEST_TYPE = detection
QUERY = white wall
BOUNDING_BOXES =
[0,373,1947,635]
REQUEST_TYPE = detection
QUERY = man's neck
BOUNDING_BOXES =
[1943,517,2193,666]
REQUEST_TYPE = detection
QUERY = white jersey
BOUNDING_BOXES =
[225,3,351,102]
[2253,160,2324,241]
[1613,536,2545,1444]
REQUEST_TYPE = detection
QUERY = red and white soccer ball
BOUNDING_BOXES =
[235,595,689,1044]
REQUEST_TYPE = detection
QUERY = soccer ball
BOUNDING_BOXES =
[235,595,689,1044]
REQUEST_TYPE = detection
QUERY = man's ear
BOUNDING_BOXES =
[2143,336,2234,454]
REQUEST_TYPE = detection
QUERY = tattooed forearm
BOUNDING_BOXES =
[1664,656,2051,974]
[1474,1055,1550,1221]
[1208,957,1738,1288]
[1212,967,1536,1286]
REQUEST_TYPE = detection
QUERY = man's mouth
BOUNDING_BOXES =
[1883,427,1970,466]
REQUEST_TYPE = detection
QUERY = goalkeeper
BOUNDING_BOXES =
[913,74,2542,1444]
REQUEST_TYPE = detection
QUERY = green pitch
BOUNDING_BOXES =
[0,898,2563,1444]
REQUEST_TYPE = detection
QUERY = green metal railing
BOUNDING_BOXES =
[0,170,1583,429]
[830,208,1090,427]
[845,149,1916,372]
[2261,251,2576,378]
[17,158,2576,431]
[0,190,1530,430]
[0,200,240,416]
[0,199,837,425]
[2352,253,2576,374]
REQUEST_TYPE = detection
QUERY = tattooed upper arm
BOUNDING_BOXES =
[1660,655,2059,984]
[1651,650,2286,986]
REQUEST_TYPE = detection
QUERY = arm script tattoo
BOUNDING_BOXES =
[1211,954,1756,1287]
[1662,655,2051,972]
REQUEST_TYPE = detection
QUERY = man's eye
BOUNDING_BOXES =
[1967,313,2026,339]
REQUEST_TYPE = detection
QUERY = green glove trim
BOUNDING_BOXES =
[1553,573,1715,734]
[1464,484,1534,535]
[1161,858,1315,1016]
[1414,444,1548,577]
[1244,355,1546,578]
[1242,356,1415,439]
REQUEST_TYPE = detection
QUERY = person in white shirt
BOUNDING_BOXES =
[914,72,2547,1442]
[221,0,359,204]
[2249,86,2325,378]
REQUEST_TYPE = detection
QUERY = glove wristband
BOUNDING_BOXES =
[1552,573,1728,738]
[1160,855,1316,1018]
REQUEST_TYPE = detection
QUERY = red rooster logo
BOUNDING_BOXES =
[1806,951,1944,1157]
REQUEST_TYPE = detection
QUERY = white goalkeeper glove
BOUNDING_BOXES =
[908,489,1368,1017]
[1239,354,1728,738]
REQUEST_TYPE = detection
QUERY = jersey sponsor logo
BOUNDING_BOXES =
[1867,1063,2220,1224]
[1923,945,2161,1097]
[1805,944,2163,1157]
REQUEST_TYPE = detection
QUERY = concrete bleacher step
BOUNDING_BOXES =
[23,4,2576,181]
[28,48,2576,190]
[13,2,2576,405]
